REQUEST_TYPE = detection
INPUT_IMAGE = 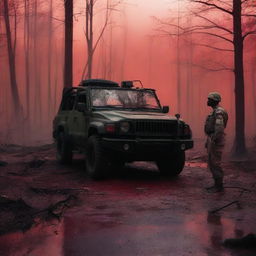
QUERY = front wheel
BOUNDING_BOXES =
[156,151,185,177]
[85,135,109,179]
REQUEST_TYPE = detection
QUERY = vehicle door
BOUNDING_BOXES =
[58,91,76,135]
[72,92,89,148]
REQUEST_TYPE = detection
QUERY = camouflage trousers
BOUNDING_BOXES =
[207,137,224,180]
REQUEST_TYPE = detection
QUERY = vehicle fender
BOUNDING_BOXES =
[56,122,69,136]
[88,121,105,135]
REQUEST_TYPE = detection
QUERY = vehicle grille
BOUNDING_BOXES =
[135,120,177,135]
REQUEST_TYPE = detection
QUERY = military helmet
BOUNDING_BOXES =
[208,92,221,102]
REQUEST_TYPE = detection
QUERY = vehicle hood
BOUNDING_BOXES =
[93,110,178,122]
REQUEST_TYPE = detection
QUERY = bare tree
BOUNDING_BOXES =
[82,0,122,79]
[176,0,181,113]
[47,0,53,115]
[157,0,256,156]
[192,0,256,155]
[32,0,43,126]
[3,0,22,115]
[64,0,73,88]
[24,0,31,121]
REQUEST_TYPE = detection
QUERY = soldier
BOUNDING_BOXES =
[204,92,228,192]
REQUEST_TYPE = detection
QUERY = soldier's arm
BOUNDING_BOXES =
[212,111,225,142]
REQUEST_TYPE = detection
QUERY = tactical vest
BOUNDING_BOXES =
[204,107,228,136]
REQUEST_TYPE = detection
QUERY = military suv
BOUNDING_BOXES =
[53,79,193,179]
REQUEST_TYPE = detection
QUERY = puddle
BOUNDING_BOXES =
[0,221,64,256]
[186,161,208,168]
[1,210,256,256]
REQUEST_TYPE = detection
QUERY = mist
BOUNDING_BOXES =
[0,0,256,153]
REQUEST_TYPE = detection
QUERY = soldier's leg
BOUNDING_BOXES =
[211,144,224,181]
[206,141,218,189]
[207,143,224,192]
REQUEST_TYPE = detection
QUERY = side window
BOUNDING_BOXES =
[75,93,87,110]
[61,94,76,111]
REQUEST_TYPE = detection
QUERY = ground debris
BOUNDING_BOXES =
[0,194,78,236]
[0,195,34,235]
[223,233,256,248]
[136,187,149,192]
[0,161,7,167]
[33,194,77,220]
[27,158,46,168]
[0,195,32,211]
[0,144,24,153]
[30,187,90,195]
[209,200,240,214]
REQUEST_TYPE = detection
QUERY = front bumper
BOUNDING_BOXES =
[101,137,193,160]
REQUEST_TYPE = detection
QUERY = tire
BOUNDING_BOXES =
[56,132,73,164]
[156,151,185,177]
[85,135,109,179]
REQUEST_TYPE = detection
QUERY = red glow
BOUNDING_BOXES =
[105,124,116,133]
[0,0,255,149]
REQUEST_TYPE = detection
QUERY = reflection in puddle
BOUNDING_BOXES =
[186,161,208,168]
[184,212,235,256]
[0,221,64,256]
[0,210,255,256]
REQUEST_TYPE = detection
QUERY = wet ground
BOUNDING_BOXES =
[0,144,256,256]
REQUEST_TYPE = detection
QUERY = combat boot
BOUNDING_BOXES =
[206,178,224,193]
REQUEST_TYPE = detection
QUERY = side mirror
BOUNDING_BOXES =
[175,113,181,120]
[77,102,86,112]
[162,106,169,113]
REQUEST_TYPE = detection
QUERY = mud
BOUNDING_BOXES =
[0,144,256,255]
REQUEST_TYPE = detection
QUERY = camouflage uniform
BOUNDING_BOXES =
[204,92,228,190]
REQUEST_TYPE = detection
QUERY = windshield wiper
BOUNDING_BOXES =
[93,105,123,109]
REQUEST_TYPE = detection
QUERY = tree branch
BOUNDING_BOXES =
[243,30,256,40]
[191,62,233,72]
[193,31,233,44]
[242,14,256,18]
[192,11,233,34]
[192,0,233,15]
[92,7,110,53]
[194,42,234,52]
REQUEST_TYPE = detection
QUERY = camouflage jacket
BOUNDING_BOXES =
[204,106,228,142]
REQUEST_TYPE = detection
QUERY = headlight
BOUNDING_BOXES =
[183,124,192,138]
[120,122,130,133]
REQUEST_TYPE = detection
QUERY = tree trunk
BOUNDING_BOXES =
[48,0,53,116]
[186,31,193,123]
[64,0,73,88]
[3,0,22,114]
[86,0,93,79]
[232,0,247,155]
[251,59,256,133]
[176,0,181,113]
[108,15,113,80]
[120,11,128,81]
[24,0,31,122]
[33,0,42,126]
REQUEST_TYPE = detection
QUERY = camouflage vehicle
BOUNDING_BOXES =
[53,79,193,179]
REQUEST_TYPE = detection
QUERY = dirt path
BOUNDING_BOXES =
[0,145,256,256]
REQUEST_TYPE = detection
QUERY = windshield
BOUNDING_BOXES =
[90,88,161,111]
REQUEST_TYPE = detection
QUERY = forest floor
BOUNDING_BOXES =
[0,143,256,256]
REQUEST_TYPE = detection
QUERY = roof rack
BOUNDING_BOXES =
[79,79,119,87]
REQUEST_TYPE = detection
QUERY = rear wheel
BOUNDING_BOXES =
[156,151,185,177]
[56,132,73,164]
[86,135,109,179]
